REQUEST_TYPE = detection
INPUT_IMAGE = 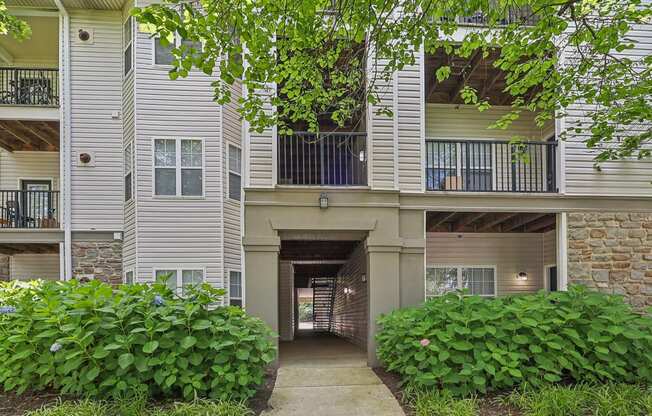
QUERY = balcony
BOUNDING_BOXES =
[278,132,367,186]
[425,139,557,193]
[459,6,539,26]
[0,190,60,229]
[0,67,59,107]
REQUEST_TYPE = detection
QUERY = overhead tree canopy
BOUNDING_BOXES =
[0,0,30,40]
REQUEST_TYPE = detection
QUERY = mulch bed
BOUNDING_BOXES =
[250,365,278,415]
[373,367,523,416]
[0,366,278,416]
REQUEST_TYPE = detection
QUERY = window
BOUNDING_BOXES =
[124,142,133,202]
[123,17,133,75]
[426,265,496,298]
[125,270,134,285]
[228,145,242,201]
[154,138,203,197]
[154,34,203,66]
[155,268,204,294]
[229,270,242,307]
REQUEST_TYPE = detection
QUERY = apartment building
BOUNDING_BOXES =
[1,2,651,365]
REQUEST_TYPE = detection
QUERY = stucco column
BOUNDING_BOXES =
[243,236,281,339]
[399,209,426,307]
[366,241,401,367]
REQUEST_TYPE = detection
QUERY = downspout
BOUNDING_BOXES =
[55,0,72,280]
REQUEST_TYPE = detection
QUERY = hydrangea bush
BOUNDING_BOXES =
[377,286,652,397]
[0,279,276,400]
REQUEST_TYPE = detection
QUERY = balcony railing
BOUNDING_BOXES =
[0,68,59,106]
[425,139,557,193]
[459,6,539,26]
[278,132,367,186]
[0,190,60,229]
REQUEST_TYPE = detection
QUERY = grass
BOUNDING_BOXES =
[23,399,252,416]
[502,383,652,416]
[404,386,479,416]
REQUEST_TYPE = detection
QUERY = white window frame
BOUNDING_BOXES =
[151,137,205,199]
[151,34,203,67]
[123,16,134,76]
[425,264,497,299]
[154,266,206,294]
[227,143,242,202]
[124,141,134,202]
[227,269,243,306]
[124,268,135,285]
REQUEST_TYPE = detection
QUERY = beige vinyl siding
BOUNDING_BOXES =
[426,233,545,295]
[133,11,223,287]
[10,254,60,280]
[397,53,423,192]
[563,23,652,197]
[278,260,293,341]
[333,243,367,349]
[223,82,242,273]
[69,11,124,231]
[426,104,551,140]
[0,151,59,190]
[369,58,396,189]
[543,230,556,266]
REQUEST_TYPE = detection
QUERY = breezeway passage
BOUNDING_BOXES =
[262,334,405,416]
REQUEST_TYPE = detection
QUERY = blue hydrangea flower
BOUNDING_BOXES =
[153,295,165,306]
[0,306,16,314]
[50,342,62,353]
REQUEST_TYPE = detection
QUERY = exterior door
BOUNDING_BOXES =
[20,180,52,226]
[548,266,558,292]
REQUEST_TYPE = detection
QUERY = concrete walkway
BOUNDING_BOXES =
[262,335,405,416]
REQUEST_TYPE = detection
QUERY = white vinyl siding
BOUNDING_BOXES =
[427,233,550,295]
[133,4,223,290]
[10,254,60,281]
[397,50,423,192]
[69,11,124,231]
[562,24,652,197]
[368,55,395,189]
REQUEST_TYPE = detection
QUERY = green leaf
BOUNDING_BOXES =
[86,366,100,381]
[180,336,197,350]
[143,341,159,354]
[451,341,473,351]
[118,353,135,369]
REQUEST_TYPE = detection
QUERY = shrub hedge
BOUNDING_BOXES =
[0,280,276,401]
[377,286,652,396]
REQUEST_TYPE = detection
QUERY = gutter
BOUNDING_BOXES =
[54,0,73,280]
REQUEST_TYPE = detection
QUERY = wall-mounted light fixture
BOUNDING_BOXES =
[516,271,528,281]
[344,287,351,295]
[359,150,365,162]
[319,193,328,209]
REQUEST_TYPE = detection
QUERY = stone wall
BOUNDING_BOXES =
[0,255,9,281]
[567,212,652,308]
[72,241,123,285]
[332,243,368,349]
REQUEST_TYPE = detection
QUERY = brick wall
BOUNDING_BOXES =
[72,241,123,285]
[332,243,367,349]
[0,255,8,281]
[567,212,652,308]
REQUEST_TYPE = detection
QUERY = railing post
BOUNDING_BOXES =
[320,135,325,186]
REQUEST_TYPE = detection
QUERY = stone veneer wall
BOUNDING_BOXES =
[567,212,652,308]
[332,243,368,349]
[72,242,123,285]
[0,255,9,281]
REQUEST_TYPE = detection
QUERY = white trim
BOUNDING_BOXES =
[425,264,498,299]
[556,212,568,290]
[151,137,205,198]
[124,267,135,284]
[123,15,134,76]
[153,266,206,293]
[7,8,59,17]
[419,44,426,193]
[226,143,242,201]
[123,141,134,202]
[543,263,557,292]
[226,268,243,306]
[16,177,55,190]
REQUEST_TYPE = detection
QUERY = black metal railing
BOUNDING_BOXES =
[0,190,60,228]
[0,68,59,106]
[425,139,557,193]
[460,6,539,26]
[278,132,367,186]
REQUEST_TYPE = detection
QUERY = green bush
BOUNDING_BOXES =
[404,387,478,416]
[503,383,652,416]
[24,399,252,416]
[0,279,276,401]
[376,286,652,396]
